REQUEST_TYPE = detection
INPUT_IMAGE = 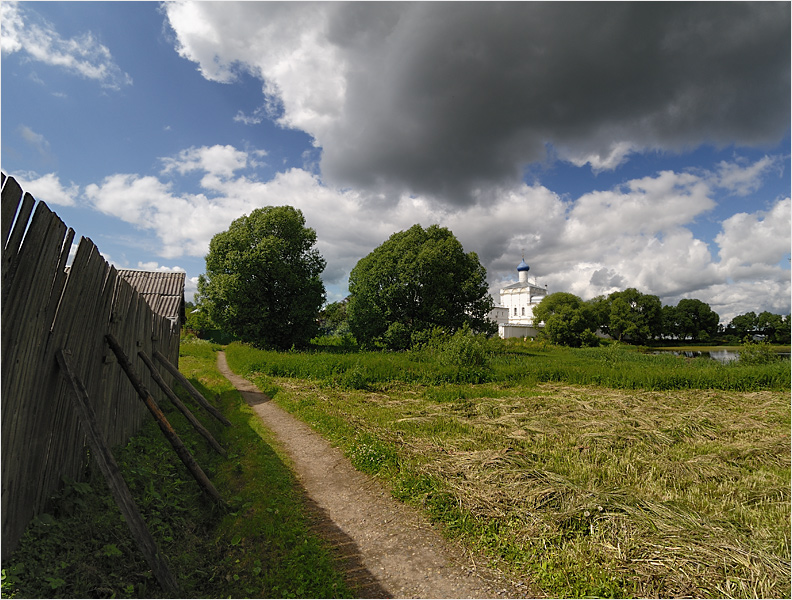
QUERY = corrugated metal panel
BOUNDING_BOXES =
[116,270,184,324]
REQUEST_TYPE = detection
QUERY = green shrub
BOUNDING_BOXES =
[338,361,369,390]
[738,339,780,365]
[437,326,490,369]
[381,322,412,351]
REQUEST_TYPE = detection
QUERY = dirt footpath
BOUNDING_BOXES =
[216,352,535,599]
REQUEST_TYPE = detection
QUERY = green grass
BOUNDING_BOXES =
[1,337,353,598]
[225,340,791,599]
[225,338,790,392]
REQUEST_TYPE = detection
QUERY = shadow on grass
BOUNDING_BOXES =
[185,374,390,599]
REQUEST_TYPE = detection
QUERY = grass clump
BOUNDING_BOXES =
[225,341,791,599]
[1,337,352,598]
[738,339,784,365]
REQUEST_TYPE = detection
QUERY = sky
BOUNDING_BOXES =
[2,1,790,324]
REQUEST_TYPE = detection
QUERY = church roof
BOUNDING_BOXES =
[517,259,530,272]
[501,280,547,293]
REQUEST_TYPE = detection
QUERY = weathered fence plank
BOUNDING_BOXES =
[56,349,179,595]
[2,192,37,301]
[1,176,24,248]
[43,227,75,331]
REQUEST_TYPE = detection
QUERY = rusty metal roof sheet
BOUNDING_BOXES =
[116,270,185,323]
[62,267,186,324]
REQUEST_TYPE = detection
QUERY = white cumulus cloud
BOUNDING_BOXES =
[13,171,79,207]
[716,197,791,268]
[80,143,791,322]
[1,1,132,90]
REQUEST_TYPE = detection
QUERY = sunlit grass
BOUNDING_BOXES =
[226,341,791,598]
[225,338,790,392]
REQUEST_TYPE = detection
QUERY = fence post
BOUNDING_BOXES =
[56,349,179,595]
[105,334,225,506]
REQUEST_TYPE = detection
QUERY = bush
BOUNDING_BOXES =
[438,326,490,369]
[435,325,493,383]
[738,339,780,365]
[381,322,412,351]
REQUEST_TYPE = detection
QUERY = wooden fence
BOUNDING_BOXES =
[1,173,182,557]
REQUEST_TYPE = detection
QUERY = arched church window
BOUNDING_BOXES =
[522,307,525,316]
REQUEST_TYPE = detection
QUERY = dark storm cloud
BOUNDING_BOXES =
[319,2,790,203]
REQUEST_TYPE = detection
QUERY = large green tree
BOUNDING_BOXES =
[757,311,791,344]
[347,224,495,349]
[727,311,758,340]
[607,288,662,343]
[675,298,720,342]
[198,206,326,349]
[533,292,599,347]
[586,295,612,336]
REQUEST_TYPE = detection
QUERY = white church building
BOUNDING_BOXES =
[489,258,548,338]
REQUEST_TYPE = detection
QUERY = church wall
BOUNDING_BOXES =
[494,259,549,338]
[500,288,542,325]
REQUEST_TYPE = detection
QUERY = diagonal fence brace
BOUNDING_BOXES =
[138,349,227,457]
[56,349,179,595]
[153,349,231,426]
[105,334,225,506]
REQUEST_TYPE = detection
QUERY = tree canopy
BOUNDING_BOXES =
[605,288,663,344]
[670,298,720,342]
[726,310,791,344]
[347,224,495,349]
[533,292,599,347]
[198,206,326,349]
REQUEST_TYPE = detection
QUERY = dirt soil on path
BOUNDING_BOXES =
[216,352,537,599]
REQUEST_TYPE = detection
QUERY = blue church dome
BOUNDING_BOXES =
[517,259,530,272]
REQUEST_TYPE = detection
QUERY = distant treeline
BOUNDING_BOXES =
[313,288,790,348]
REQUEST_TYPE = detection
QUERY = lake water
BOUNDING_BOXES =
[654,350,791,364]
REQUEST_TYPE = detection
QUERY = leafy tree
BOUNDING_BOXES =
[347,224,495,350]
[727,311,758,340]
[586,295,612,336]
[318,299,350,336]
[675,298,720,342]
[778,315,792,344]
[660,304,680,339]
[757,311,786,343]
[184,302,217,338]
[533,292,599,347]
[198,206,326,349]
[607,288,662,344]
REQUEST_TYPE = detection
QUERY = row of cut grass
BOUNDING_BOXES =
[225,341,791,599]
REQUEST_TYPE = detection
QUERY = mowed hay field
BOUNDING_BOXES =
[226,341,790,598]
